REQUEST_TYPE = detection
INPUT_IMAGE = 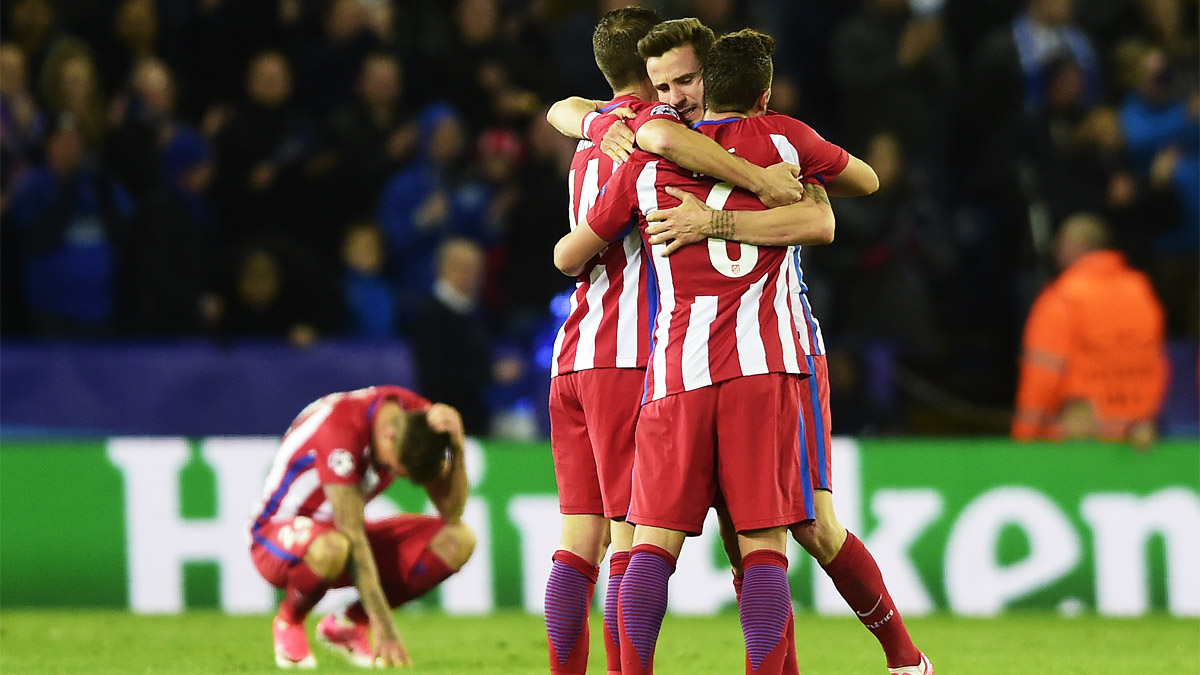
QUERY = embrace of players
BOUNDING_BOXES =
[545,8,933,675]
[248,385,475,668]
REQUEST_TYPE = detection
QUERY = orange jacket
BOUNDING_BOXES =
[1012,250,1169,441]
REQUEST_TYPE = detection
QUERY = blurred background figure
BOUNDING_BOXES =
[5,119,133,336]
[339,220,398,340]
[210,239,343,348]
[1012,213,1169,448]
[412,237,522,436]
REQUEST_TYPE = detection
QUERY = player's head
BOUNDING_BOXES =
[704,28,774,116]
[638,17,714,124]
[394,410,451,485]
[592,6,662,96]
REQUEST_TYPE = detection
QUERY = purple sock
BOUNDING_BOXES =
[740,550,792,672]
[604,551,630,668]
[618,544,675,672]
[544,550,598,672]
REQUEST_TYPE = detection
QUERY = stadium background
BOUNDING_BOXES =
[1,0,1198,666]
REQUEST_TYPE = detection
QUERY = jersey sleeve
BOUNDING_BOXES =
[378,385,432,412]
[785,118,849,181]
[585,158,642,241]
[626,102,685,134]
[311,413,368,486]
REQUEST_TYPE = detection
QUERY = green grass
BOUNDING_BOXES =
[0,610,1197,674]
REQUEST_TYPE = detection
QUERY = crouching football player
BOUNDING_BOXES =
[248,385,475,668]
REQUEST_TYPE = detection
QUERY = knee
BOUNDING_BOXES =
[305,531,351,580]
[790,521,845,566]
[433,522,476,571]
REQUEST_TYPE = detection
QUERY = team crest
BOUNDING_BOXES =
[328,448,355,477]
[650,104,680,119]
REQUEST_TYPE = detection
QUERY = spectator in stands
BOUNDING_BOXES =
[40,40,107,150]
[1012,213,1169,448]
[377,101,469,305]
[327,52,418,219]
[412,237,521,436]
[92,0,160,95]
[501,109,573,339]
[211,51,320,250]
[817,130,957,369]
[6,0,63,95]
[1116,43,1199,336]
[829,0,955,169]
[1,43,47,212]
[212,239,344,348]
[340,221,398,340]
[961,0,1103,204]
[5,119,134,335]
[125,129,221,335]
[293,0,382,116]
[107,58,180,198]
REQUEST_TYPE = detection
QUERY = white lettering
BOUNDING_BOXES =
[508,496,563,613]
[1081,488,1200,616]
[864,490,943,616]
[108,437,277,614]
[945,487,1081,616]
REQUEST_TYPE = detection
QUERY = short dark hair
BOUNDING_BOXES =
[704,29,774,114]
[397,410,449,484]
[592,7,662,91]
[637,17,715,64]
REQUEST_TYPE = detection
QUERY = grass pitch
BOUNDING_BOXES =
[0,609,1196,674]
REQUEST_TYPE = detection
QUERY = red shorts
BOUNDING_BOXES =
[549,368,643,519]
[250,514,446,588]
[629,373,813,535]
[801,354,833,492]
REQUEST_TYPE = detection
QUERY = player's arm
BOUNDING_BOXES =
[1012,293,1070,440]
[635,119,803,207]
[553,219,610,277]
[647,182,834,255]
[545,97,607,139]
[422,403,469,523]
[824,154,879,196]
[325,483,412,666]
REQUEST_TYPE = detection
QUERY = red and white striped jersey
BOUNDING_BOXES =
[550,96,685,377]
[586,113,848,401]
[695,113,848,362]
[249,386,430,532]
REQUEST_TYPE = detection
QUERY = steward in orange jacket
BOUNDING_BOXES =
[1012,213,1169,445]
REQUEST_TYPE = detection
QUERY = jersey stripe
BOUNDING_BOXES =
[735,276,769,376]
[615,234,642,367]
[574,265,608,370]
[682,296,717,390]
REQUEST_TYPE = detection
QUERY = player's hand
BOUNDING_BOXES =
[426,403,466,447]
[371,631,413,667]
[755,162,804,207]
[646,186,713,256]
[600,119,635,165]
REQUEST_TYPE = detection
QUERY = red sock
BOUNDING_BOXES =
[604,551,630,675]
[735,569,798,675]
[278,562,329,624]
[545,550,599,675]
[822,533,919,668]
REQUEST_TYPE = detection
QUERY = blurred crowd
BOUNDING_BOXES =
[0,0,1196,435]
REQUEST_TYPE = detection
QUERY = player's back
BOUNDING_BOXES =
[551,97,685,377]
[251,386,425,529]
[694,113,850,359]
[588,148,807,401]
